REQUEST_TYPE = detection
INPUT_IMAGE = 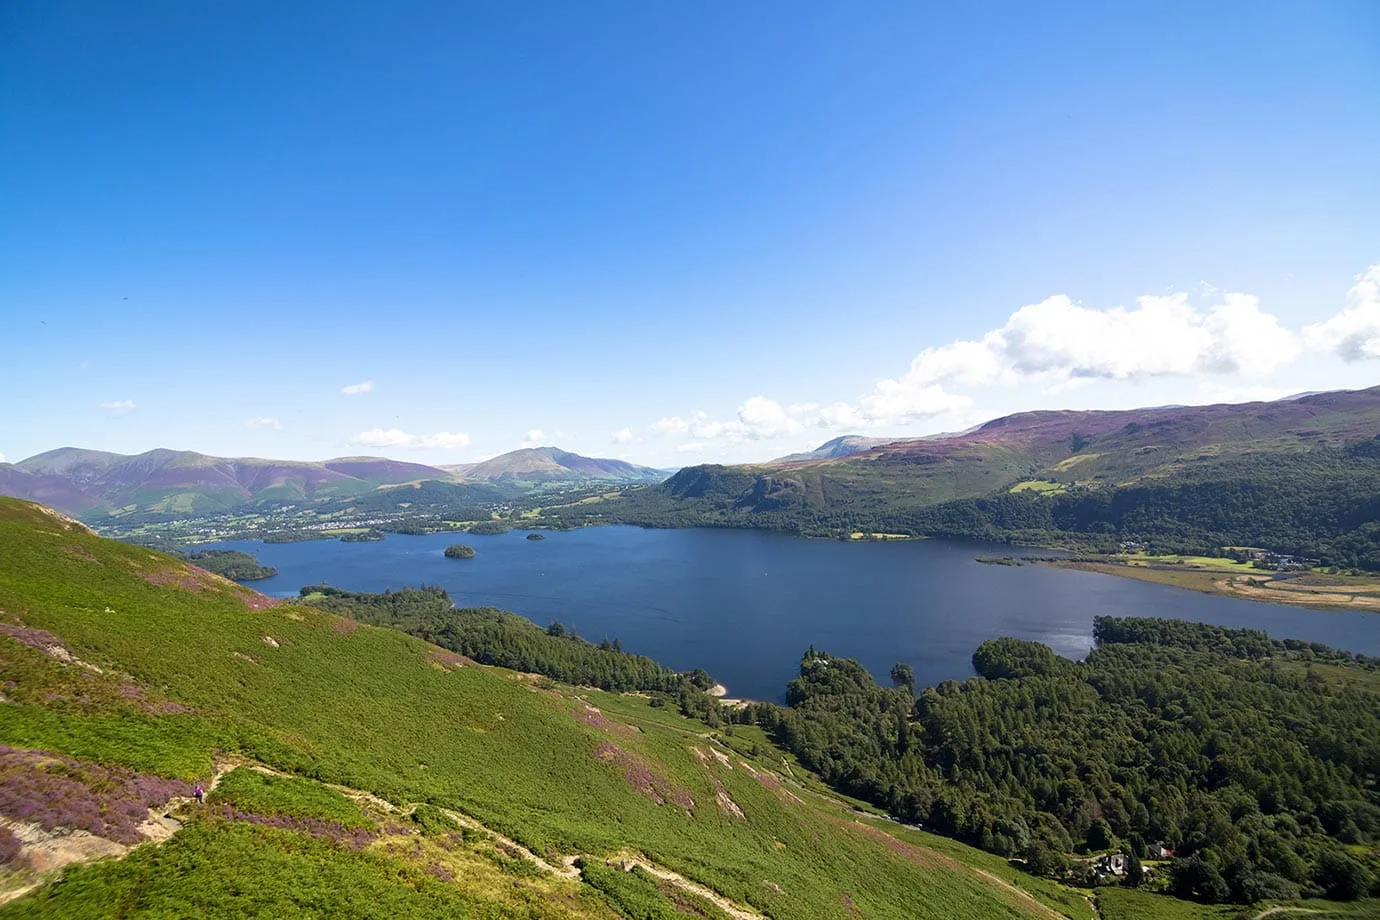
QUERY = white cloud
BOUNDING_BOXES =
[652,398,821,445]
[808,286,1299,431]
[653,411,725,439]
[853,380,973,427]
[737,396,805,439]
[244,417,283,430]
[1304,264,1380,360]
[896,291,1298,391]
[612,427,634,444]
[350,428,470,451]
[640,281,1311,446]
[341,380,374,396]
[0,453,6,464]
[522,429,544,447]
[1195,383,1290,405]
[675,442,709,454]
[100,399,136,412]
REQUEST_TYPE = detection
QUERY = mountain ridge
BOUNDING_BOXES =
[441,445,665,485]
[0,445,667,518]
[536,386,1380,570]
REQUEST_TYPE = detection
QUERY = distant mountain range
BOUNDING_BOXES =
[539,386,1380,569]
[0,445,666,518]
[442,446,666,486]
[752,385,1380,498]
[10,387,1380,537]
[772,436,901,463]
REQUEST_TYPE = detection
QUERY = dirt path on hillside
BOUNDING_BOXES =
[3,752,1071,920]
[0,757,243,907]
[966,866,1066,920]
[612,852,764,920]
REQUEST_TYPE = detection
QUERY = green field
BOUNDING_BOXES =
[1009,480,1068,494]
[1096,887,1378,920]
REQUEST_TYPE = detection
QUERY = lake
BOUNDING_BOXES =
[210,526,1380,702]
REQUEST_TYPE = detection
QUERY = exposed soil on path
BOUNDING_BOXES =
[0,757,239,907]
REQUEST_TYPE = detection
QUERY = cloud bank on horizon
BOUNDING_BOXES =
[629,263,1380,454]
[243,417,283,430]
[11,265,1375,469]
[350,428,471,451]
[1305,265,1380,361]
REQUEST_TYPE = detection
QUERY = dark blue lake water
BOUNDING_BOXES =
[211,527,1380,702]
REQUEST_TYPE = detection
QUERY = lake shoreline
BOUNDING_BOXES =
[204,525,1380,699]
[1045,558,1380,614]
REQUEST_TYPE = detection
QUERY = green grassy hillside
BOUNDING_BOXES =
[0,497,1074,918]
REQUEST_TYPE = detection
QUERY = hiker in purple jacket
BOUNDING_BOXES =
[194,784,204,804]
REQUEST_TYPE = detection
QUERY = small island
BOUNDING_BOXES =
[526,532,546,541]
[444,544,476,559]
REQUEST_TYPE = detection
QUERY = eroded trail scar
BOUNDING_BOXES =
[605,853,766,920]
[199,760,765,916]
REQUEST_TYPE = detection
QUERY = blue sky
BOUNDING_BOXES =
[2,1,1379,468]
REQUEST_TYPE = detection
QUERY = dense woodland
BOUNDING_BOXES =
[738,619,1380,904]
[175,549,276,581]
[298,584,714,695]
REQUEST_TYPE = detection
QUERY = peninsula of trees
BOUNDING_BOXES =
[176,549,277,581]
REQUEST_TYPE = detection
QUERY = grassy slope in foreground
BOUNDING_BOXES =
[0,497,1057,919]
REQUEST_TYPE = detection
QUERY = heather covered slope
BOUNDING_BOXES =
[765,386,1380,506]
[0,497,1064,918]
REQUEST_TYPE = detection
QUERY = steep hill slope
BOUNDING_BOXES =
[763,386,1380,503]
[0,497,1065,918]
[444,447,667,486]
[540,387,1380,566]
[772,435,901,463]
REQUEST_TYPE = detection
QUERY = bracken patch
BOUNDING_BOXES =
[426,648,470,672]
[593,743,694,811]
[329,616,357,635]
[574,703,635,736]
[240,590,281,610]
[140,565,223,593]
[210,803,378,850]
[739,761,803,805]
[61,545,99,564]
[843,819,947,871]
[0,619,189,715]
